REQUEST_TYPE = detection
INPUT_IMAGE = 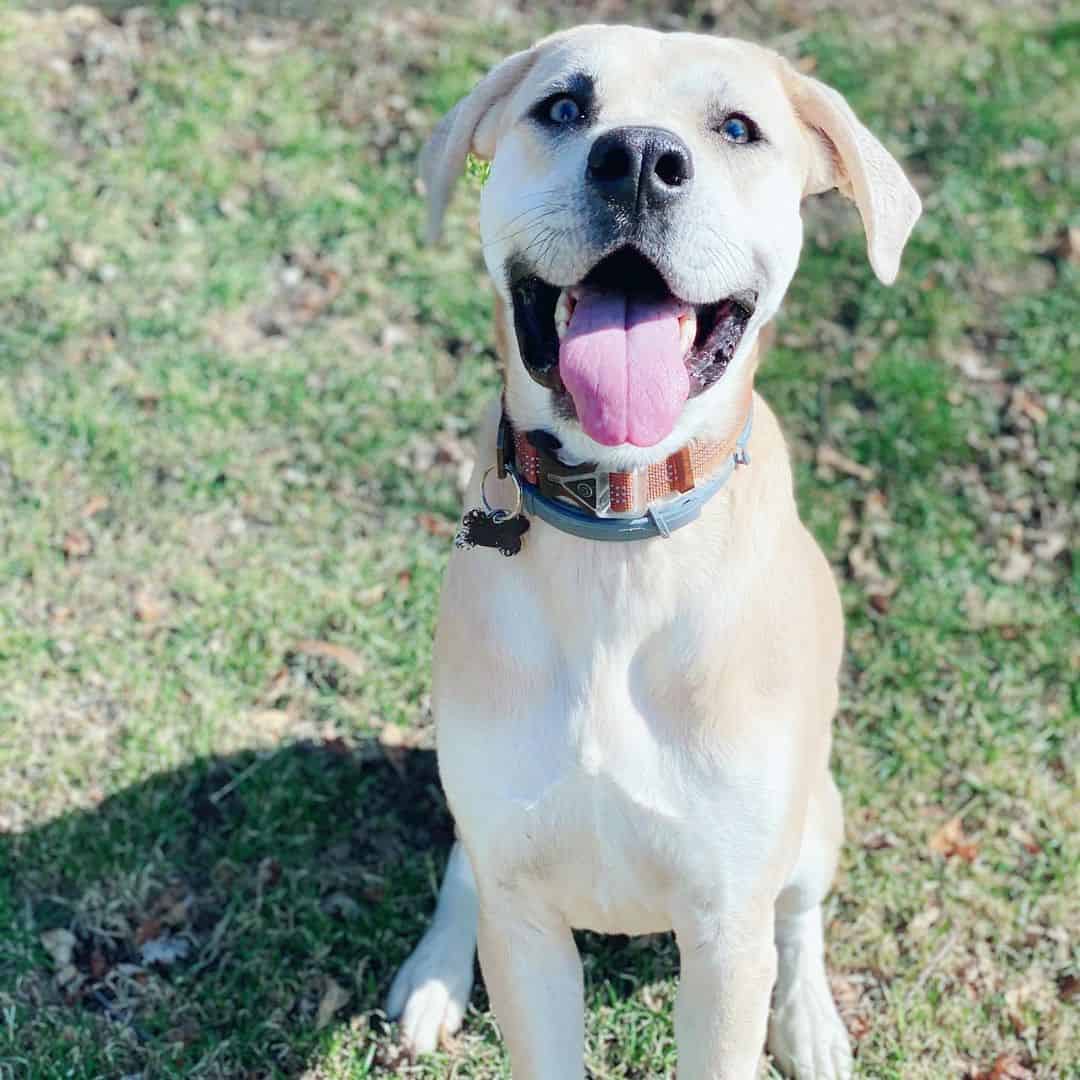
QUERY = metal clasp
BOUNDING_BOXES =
[480,465,523,522]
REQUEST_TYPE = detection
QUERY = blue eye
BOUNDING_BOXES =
[548,96,581,125]
[719,114,754,144]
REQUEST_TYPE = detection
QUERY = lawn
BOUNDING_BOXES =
[0,1,1076,1077]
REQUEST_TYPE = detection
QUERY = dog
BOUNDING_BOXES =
[387,24,920,1079]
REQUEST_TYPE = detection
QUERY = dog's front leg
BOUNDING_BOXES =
[477,891,585,1079]
[674,909,777,1080]
[387,841,478,1053]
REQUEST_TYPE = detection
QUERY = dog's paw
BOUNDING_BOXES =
[767,974,853,1080]
[386,929,475,1054]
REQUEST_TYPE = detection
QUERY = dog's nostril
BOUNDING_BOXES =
[589,143,633,183]
[655,149,690,187]
[587,128,692,208]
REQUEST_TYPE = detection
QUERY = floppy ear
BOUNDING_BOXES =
[783,66,921,284]
[419,46,541,245]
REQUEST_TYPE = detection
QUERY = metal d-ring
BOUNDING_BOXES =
[480,465,524,522]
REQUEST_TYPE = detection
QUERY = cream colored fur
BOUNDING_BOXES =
[388,24,919,1079]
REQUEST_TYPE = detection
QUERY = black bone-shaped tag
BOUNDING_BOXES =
[454,508,530,557]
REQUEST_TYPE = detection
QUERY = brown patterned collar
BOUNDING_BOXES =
[495,392,754,540]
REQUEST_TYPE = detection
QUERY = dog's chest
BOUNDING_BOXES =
[437,545,778,933]
[462,649,762,933]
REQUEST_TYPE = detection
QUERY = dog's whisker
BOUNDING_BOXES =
[482,205,565,251]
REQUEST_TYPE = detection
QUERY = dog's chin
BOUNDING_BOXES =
[507,246,756,442]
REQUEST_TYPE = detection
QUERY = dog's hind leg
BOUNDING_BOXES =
[387,841,479,1054]
[768,773,853,1079]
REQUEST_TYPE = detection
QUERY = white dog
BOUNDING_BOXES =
[387,24,920,1079]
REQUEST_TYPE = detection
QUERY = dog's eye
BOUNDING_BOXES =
[547,96,581,125]
[717,113,757,144]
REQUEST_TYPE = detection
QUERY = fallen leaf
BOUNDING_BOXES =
[949,345,1004,382]
[316,976,350,1030]
[372,1041,410,1072]
[68,241,102,273]
[357,585,386,607]
[1057,973,1079,1002]
[260,666,291,704]
[40,928,77,969]
[969,1054,1034,1080]
[417,511,456,538]
[378,722,408,749]
[320,891,362,920]
[862,829,899,850]
[140,934,192,967]
[1033,532,1067,562]
[249,707,293,741]
[829,972,872,1041]
[147,883,192,922]
[89,948,109,979]
[848,541,898,610]
[997,138,1048,168]
[134,917,162,947]
[62,529,93,559]
[291,639,366,677]
[257,857,283,891]
[907,904,941,940]
[48,605,74,625]
[847,1014,872,1040]
[381,324,410,349]
[81,495,109,517]
[992,549,1033,584]
[929,816,978,862]
[438,1026,464,1054]
[164,1018,201,1045]
[847,542,882,583]
[868,591,892,614]
[816,444,875,483]
[133,587,169,623]
[1048,224,1080,266]
[1009,387,1047,426]
[378,721,426,775]
[1010,824,1042,855]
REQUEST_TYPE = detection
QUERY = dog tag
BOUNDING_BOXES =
[454,508,530,557]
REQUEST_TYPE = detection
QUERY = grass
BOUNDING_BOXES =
[0,1,1076,1077]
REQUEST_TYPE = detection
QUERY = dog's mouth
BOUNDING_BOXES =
[509,247,755,447]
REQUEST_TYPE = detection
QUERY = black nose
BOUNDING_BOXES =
[586,126,693,215]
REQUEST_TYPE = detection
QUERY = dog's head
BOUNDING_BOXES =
[422,26,920,466]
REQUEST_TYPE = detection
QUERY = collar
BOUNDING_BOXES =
[497,398,754,542]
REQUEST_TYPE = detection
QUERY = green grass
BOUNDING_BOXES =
[1,2,1077,1077]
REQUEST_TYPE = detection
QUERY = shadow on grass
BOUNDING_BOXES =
[2,738,677,1074]
[2,739,456,1072]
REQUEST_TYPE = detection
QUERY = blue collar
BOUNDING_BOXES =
[502,407,753,543]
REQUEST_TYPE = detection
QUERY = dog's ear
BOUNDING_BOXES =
[419,47,541,245]
[783,65,921,284]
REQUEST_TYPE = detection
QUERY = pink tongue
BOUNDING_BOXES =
[558,290,689,447]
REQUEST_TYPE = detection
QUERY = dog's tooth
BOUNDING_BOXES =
[679,311,697,355]
[554,289,572,340]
